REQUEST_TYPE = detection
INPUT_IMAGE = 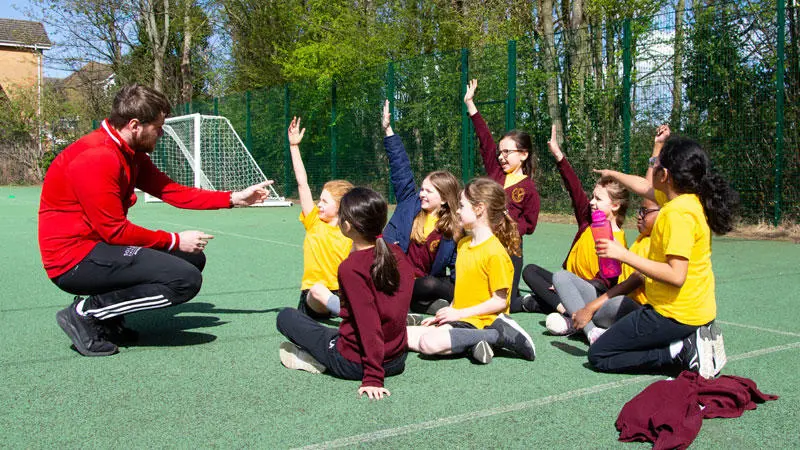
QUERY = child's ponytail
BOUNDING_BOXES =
[338,187,401,295]
[497,210,522,257]
[372,236,400,295]
[660,136,739,235]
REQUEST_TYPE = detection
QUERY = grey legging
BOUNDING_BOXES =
[551,270,641,337]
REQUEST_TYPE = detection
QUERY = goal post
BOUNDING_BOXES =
[143,113,292,207]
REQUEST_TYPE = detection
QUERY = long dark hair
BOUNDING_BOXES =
[659,136,738,234]
[501,130,535,177]
[338,187,400,295]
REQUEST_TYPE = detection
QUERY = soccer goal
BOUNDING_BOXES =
[144,113,292,207]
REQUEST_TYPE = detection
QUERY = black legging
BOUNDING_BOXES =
[410,276,454,314]
[54,242,205,320]
[517,264,559,313]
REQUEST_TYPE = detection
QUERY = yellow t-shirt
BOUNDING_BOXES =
[645,193,715,325]
[422,212,438,239]
[504,172,527,189]
[452,235,514,329]
[565,227,628,280]
[620,234,652,305]
[299,206,352,290]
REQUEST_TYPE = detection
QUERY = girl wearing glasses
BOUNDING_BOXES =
[547,126,670,342]
[550,198,660,344]
[464,79,540,313]
[519,125,629,318]
[590,135,736,378]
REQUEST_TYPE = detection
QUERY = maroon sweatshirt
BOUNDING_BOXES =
[336,243,414,388]
[616,371,778,449]
[470,112,540,236]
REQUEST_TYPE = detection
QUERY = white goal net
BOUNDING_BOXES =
[144,113,291,207]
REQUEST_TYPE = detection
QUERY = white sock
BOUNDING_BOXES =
[669,340,684,358]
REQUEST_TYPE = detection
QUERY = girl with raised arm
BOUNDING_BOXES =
[520,124,629,320]
[549,125,670,342]
[288,117,354,319]
[589,136,737,378]
[406,178,536,364]
[381,101,462,319]
[464,79,540,312]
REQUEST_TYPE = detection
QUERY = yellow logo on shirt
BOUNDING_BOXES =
[512,187,525,203]
[429,239,440,254]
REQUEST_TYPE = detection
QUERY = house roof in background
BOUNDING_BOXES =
[0,18,52,49]
[62,61,113,87]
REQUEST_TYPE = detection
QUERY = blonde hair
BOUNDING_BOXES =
[322,180,354,204]
[410,171,463,243]
[463,177,521,257]
[596,176,630,228]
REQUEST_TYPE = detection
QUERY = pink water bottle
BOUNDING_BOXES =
[590,210,622,278]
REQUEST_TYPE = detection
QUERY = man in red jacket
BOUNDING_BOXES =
[40,84,274,357]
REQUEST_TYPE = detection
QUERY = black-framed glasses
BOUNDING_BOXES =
[496,149,523,157]
[636,207,660,219]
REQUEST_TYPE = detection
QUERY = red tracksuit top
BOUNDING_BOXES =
[38,120,232,279]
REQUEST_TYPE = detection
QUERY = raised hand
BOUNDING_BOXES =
[178,230,214,253]
[464,79,478,104]
[382,100,393,136]
[231,180,275,206]
[654,124,671,144]
[288,116,305,146]
[547,124,564,161]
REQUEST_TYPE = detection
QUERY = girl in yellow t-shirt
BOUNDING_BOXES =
[406,178,536,364]
[287,117,354,319]
[551,197,660,344]
[590,136,737,379]
[523,124,629,323]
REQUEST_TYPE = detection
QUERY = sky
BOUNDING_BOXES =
[1,0,72,78]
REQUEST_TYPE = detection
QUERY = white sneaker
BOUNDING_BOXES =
[701,322,726,376]
[545,312,577,336]
[279,341,326,374]
[587,327,606,345]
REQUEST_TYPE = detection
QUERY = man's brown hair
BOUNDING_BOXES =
[108,84,171,128]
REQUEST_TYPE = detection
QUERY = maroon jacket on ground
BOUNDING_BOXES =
[616,371,778,449]
[470,112,540,236]
[336,243,414,388]
[38,120,232,279]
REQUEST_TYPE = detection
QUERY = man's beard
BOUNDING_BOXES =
[131,134,158,153]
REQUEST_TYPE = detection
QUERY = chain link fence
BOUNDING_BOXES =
[96,1,797,224]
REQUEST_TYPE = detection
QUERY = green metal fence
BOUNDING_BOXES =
[170,1,797,225]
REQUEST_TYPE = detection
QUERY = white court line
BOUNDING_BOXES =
[161,221,301,248]
[296,341,800,450]
[717,320,800,338]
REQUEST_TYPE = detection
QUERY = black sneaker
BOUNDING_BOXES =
[104,315,139,344]
[425,298,450,315]
[677,331,700,372]
[488,314,536,361]
[677,327,716,378]
[520,294,544,313]
[470,340,494,364]
[56,303,118,356]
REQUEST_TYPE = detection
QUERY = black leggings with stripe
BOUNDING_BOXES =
[53,242,204,320]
